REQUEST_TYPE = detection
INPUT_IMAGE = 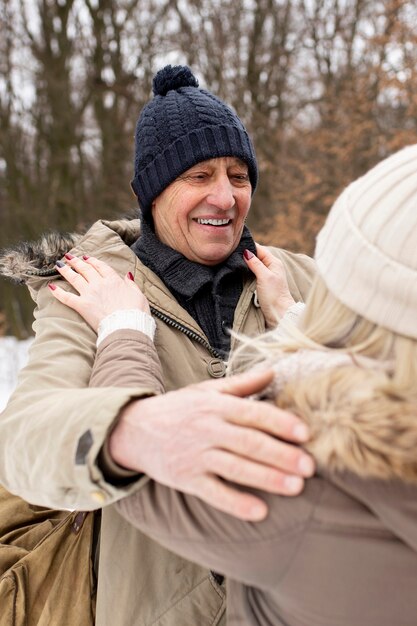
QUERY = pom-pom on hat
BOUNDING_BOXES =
[315,144,417,339]
[131,65,258,222]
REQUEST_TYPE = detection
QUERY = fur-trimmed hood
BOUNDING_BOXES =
[0,218,141,285]
[0,232,82,284]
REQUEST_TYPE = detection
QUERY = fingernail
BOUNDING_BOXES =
[284,476,303,494]
[64,253,74,260]
[55,260,65,268]
[298,456,315,477]
[82,255,89,260]
[243,249,254,260]
[293,423,309,441]
[48,282,57,291]
[127,272,134,281]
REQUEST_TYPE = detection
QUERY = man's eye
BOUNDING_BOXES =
[231,173,249,182]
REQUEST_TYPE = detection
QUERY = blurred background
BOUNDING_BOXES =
[1,0,417,338]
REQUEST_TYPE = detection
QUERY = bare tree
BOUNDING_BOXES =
[1,0,416,334]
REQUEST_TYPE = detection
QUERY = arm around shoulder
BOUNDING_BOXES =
[116,475,322,588]
[0,284,162,510]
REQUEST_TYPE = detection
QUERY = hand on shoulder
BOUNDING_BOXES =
[48,255,150,332]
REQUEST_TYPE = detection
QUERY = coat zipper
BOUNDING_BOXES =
[150,306,224,360]
[27,267,59,277]
[151,305,225,588]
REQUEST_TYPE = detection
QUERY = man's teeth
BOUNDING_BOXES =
[196,218,230,226]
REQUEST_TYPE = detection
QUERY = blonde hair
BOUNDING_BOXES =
[231,276,417,397]
[297,276,417,395]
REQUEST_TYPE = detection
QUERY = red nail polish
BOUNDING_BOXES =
[127,272,134,281]
[48,282,57,291]
[64,253,74,260]
[243,249,254,260]
[82,255,89,260]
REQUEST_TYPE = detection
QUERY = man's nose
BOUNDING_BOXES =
[206,176,235,210]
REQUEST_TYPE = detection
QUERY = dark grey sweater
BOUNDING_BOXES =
[131,221,257,357]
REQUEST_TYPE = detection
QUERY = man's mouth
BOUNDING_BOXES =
[195,218,231,226]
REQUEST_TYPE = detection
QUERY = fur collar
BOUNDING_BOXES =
[0,232,82,284]
[0,217,140,284]
[277,359,417,484]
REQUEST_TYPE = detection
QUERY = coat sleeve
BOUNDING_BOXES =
[90,328,165,483]
[0,284,162,511]
[115,477,322,588]
[90,328,164,392]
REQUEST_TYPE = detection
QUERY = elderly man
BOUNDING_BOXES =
[0,66,314,625]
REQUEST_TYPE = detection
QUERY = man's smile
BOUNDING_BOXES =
[194,218,232,227]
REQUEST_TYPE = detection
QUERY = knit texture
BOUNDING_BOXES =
[315,143,417,339]
[131,65,258,221]
[132,221,257,357]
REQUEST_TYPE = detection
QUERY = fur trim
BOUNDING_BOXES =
[279,366,417,483]
[0,232,82,284]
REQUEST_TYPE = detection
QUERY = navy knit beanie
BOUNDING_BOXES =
[131,65,258,221]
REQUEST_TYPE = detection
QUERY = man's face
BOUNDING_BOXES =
[151,157,252,265]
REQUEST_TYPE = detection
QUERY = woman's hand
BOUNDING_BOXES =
[48,254,150,332]
[244,244,295,329]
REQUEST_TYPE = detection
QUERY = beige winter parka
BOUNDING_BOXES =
[0,218,314,626]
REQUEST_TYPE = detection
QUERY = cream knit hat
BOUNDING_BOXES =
[315,144,417,339]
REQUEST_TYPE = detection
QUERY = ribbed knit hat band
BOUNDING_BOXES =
[315,144,417,339]
[131,65,258,221]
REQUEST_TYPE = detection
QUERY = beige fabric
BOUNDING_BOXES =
[0,218,315,625]
[315,143,417,338]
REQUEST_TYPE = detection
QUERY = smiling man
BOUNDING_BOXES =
[0,65,315,625]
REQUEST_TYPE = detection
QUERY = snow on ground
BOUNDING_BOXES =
[0,337,33,411]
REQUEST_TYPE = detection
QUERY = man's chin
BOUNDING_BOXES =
[191,244,234,266]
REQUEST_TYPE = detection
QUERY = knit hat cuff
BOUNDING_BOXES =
[131,124,258,214]
[315,186,417,339]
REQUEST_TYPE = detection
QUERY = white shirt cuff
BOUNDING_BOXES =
[97,310,156,347]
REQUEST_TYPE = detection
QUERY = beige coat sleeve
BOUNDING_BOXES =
[90,329,164,482]
[0,285,162,511]
[115,476,322,587]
